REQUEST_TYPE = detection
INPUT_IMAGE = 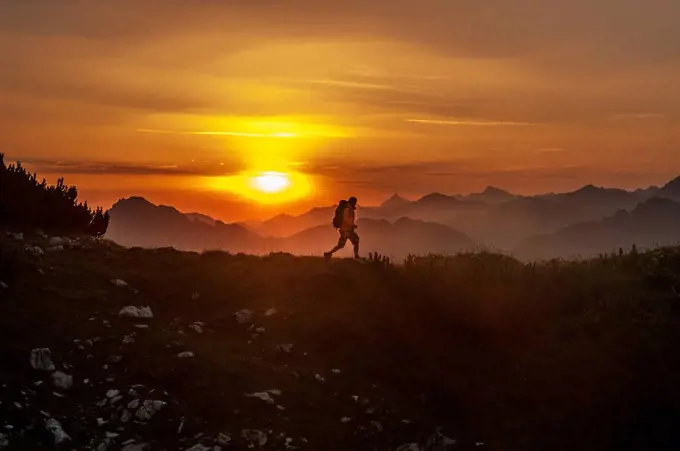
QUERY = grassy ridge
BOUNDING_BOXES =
[1,234,679,450]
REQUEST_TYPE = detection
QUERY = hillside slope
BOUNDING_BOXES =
[1,232,680,450]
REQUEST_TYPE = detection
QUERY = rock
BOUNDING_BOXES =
[191,292,200,300]
[106,389,120,399]
[46,245,64,252]
[127,399,140,410]
[315,374,325,383]
[255,327,265,333]
[245,391,280,404]
[135,400,166,421]
[45,418,71,444]
[48,237,68,246]
[111,279,128,287]
[107,355,123,363]
[234,309,253,324]
[0,433,8,449]
[395,445,420,451]
[189,323,203,334]
[0,281,7,291]
[11,232,24,241]
[178,351,195,359]
[30,348,55,371]
[264,308,277,316]
[121,443,150,451]
[120,410,133,423]
[123,335,136,345]
[51,371,73,390]
[341,417,351,424]
[424,429,457,450]
[277,344,293,353]
[134,324,150,330]
[216,433,231,446]
[24,245,44,257]
[241,429,267,447]
[185,445,212,451]
[119,306,154,319]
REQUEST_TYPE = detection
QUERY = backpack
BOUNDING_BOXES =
[332,200,349,228]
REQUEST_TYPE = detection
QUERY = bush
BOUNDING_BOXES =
[0,153,110,236]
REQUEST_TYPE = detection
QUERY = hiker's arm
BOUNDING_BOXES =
[343,208,353,227]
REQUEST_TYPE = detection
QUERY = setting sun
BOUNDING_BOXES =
[251,172,291,193]
[202,170,314,205]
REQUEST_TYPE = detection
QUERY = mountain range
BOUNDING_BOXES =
[104,175,680,261]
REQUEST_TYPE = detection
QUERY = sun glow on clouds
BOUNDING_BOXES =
[204,170,313,205]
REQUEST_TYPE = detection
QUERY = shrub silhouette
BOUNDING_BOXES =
[0,153,109,236]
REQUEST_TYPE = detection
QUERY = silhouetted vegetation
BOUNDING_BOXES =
[0,153,109,236]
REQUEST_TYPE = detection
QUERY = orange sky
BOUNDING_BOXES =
[1,0,679,221]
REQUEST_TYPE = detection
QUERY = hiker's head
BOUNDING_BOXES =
[348,196,357,208]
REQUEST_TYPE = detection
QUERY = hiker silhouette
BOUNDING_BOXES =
[325,196,360,260]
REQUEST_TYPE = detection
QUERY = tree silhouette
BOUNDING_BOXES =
[0,153,110,236]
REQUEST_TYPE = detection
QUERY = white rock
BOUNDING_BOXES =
[245,392,276,404]
[48,237,68,246]
[135,400,166,421]
[134,324,150,330]
[123,335,136,345]
[241,429,267,447]
[0,281,7,291]
[178,351,195,359]
[30,348,55,371]
[121,443,150,451]
[11,233,24,241]
[111,279,128,287]
[185,445,212,451]
[255,327,265,333]
[332,369,341,374]
[264,308,277,316]
[45,418,71,444]
[0,433,8,449]
[234,309,253,324]
[277,344,293,353]
[51,371,73,390]
[24,245,44,257]
[340,417,351,423]
[395,445,420,451]
[119,306,153,318]
[216,433,231,446]
[189,323,203,334]
[315,374,325,382]
[46,245,64,252]
[127,399,140,410]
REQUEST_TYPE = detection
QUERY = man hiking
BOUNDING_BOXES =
[325,196,361,260]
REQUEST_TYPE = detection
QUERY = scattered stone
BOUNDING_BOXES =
[102,320,111,328]
[264,308,277,316]
[315,374,325,383]
[245,391,277,404]
[106,389,120,399]
[255,327,265,333]
[34,380,44,387]
[189,323,203,334]
[332,369,341,374]
[45,418,71,444]
[123,335,136,345]
[0,281,7,291]
[51,371,73,390]
[121,443,150,451]
[30,348,55,371]
[185,445,212,451]
[120,410,133,423]
[53,392,66,398]
[277,344,293,354]
[234,309,253,324]
[24,245,44,257]
[11,232,24,241]
[371,421,384,433]
[135,400,166,421]
[395,445,420,451]
[178,351,195,359]
[216,433,231,446]
[241,429,267,447]
[111,279,128,288]
[341,417,351,424]
[119,306,154,319]
[46,245,64,252]
[134,324,150,330]
[0,433,8,449]
[127,399,140,410]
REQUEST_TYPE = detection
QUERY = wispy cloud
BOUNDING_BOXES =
[19,159,242,177]
[608,113,666,121]
[406,118,536,126]
[137,128,299,138]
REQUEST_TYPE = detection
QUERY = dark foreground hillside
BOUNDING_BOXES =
[1,232,680,450]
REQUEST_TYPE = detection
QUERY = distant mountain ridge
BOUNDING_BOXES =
[104,175,679,260]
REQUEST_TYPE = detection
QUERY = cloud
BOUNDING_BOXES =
[406,119,537,126]
[17,159,243,177]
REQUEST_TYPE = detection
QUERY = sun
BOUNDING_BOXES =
[251,172,291,193]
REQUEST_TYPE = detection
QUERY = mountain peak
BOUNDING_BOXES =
[482,186,511,195]
[380,194,410,209]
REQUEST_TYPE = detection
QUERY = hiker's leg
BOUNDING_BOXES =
[327,233,347,255]
[350,232,360,258]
